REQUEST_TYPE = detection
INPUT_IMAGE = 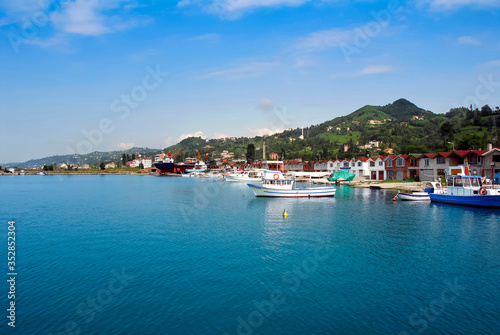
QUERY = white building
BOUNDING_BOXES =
[132,159,141,168]
[368,156,387,180]
[418,153,447,181]
[285,161,303,172]
[351,158,370,179]
[313,161,328,172]
[141,158,152,169]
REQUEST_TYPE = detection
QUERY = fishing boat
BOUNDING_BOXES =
[428,166,500,208]
[185,161,207,173]
[225,169,265,182]
[247,170,336,198]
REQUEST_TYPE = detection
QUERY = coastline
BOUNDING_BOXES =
[2,171,424,192]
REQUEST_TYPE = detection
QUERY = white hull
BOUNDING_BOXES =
[225,175,262,182]
[397,192,430,201]
[248,184,335,197]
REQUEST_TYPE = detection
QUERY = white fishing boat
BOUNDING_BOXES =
[225,169,265,182]
[247,170,336,198]
[186,161,207,173]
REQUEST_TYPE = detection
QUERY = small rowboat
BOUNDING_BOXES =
[395,191,430,201]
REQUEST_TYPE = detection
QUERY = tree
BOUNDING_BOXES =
[481,105,492,117]
[100,162,106,170]
[246,144,255,163]
[139,163,144,169]
[440,121,454,140]
[132,153,136,160]
[122,153,127,163]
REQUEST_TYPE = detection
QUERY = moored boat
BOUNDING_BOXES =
[396,191,430,201]
[247,170,336,198]
[428,167,500,208]
[225,169,265,182]
[186,161,207,173]
[394,182,436,201]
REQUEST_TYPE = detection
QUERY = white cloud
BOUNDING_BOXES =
[118,142,135,149]
[213,132,229,138]
[484,59,500,67]
[188,33,220,41]
[418,0,500,10]
[163,137,176,147]
[206,61,280,79]
[256,98,275,112]
[178,0,311,19]
[457,36,481,45]
[295,27,356,53]
[177,131,207,142]
[19,32,71,50]
[247,127,285,137]
[51,0,109,35]
[50,0,148,36]
[358,65,394,75]
[177,0,193,7]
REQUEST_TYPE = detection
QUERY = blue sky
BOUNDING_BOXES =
[1,0,500,163]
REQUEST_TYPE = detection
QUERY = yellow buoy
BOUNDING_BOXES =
[283,210,288,218]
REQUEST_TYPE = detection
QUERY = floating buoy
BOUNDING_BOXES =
[283,210,288,218]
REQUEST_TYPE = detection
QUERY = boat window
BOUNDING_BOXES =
[470,178,480,187]
[462,177,471,187]
[447,177,454,186]
[454,177,463,187]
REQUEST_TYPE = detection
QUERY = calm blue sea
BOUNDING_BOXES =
[1,175,500,335]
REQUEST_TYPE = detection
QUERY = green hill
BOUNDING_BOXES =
[165,99,498,162]
[6,99,499,168]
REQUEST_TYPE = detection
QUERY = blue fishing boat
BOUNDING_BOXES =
[429,168,500,208]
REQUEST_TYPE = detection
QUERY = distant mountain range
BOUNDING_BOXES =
[4,147,159,169]
[5,98,499,168]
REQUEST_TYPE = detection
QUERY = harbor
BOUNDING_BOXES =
[2,174,499,334]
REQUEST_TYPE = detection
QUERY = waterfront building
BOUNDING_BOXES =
[351,158,370,180]
[140,158,152,169]
[482,147,500,183]
[368,156,387,180]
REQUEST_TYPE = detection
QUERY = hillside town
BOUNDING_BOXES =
[219,146,500,183]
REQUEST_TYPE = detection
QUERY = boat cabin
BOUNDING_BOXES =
[262,170,294,189]
[446,175,483,196]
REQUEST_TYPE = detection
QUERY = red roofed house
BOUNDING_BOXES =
[352,157,370,180]
[451,150,487,176]
[303,161,315,172]
[314,160,328,172]
[419,153,438,181]
[482,147,500,183]
[407,154,421,180]
[368,156,387,180]
[418,152,454,181]
[385,155,410,181]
